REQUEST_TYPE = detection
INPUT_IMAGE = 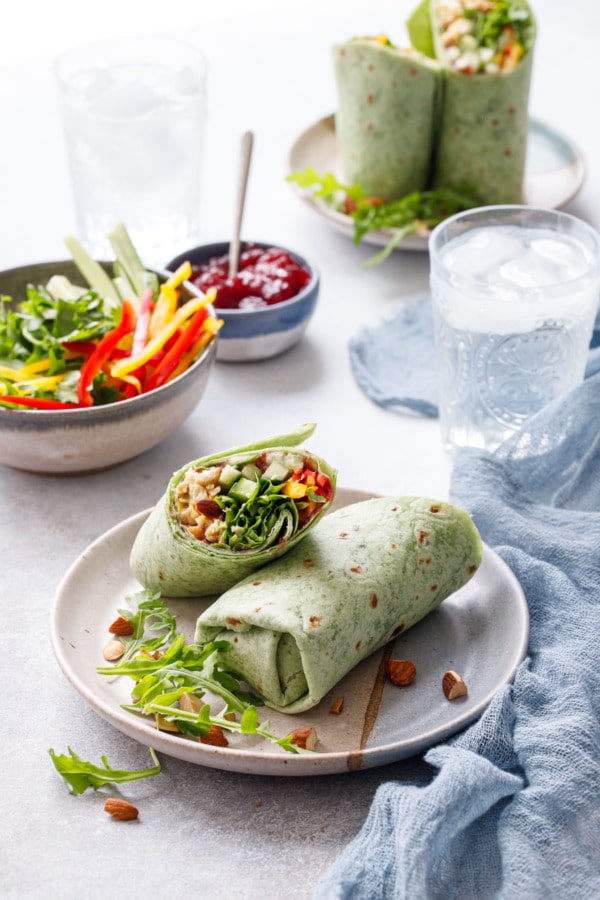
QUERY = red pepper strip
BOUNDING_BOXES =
[109,347,132,360]
[168,330,213,382]
[121,381,140,399]
[62,341,98,357]
[143,308,208,392]
[77,301,137,407]
[0,395,82,410]
[131,288,154,356]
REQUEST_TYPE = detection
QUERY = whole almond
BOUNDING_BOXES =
[385,659,417,686]
[442,670,468,700]
[104,798,139,821]
[108,615,134,636]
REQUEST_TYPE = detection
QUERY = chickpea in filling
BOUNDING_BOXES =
[436,0,532,74]
[172,450,332,548]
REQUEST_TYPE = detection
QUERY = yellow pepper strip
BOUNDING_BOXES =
[281,481,308,499]
[18,359,54,377]
[110,294,212,379]
[0,365,19,382]
[148,285,178,339]
[2,358,55,380]
[148,261,193,340]
[17,374,65,394]
[167,318,223,382]
[0,358,68,382]
[167,260,192,289]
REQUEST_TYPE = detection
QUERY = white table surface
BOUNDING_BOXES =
[1,1,598,896]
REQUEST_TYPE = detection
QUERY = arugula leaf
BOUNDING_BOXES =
[97,593,313,754]
[287,168,365,209]
[288,169,476,265]
[48,746,161,795]
[114,590,178,665]
[406,0,436,58]
[463,0,534,53]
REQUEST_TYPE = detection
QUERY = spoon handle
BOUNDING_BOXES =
[229,130,254,278]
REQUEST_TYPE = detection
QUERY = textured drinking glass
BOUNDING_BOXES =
[56,36,207,265]
[429,206,600,452]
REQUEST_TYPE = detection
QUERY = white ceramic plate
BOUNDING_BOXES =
[51,488,529,776]
[287,114,586,252]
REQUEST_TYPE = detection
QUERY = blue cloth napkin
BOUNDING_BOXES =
[350,297,600,417]
[315,327,600,897]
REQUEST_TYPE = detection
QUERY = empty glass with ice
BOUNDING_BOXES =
[56,36,207,265]
[429,206,600,452]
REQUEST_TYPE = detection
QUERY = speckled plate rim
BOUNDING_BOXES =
[287,114,587,253]
[50,488,529,776]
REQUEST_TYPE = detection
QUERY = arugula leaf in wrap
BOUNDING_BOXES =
[408,0,536,204]
[130,424,337,598]
[333,37,442,200]
[195,496,482,714]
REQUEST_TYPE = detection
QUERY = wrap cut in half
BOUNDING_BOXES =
[195,496,483,714]
[130,424,337,598]
[408,0,537,205]
[333,37,442,200]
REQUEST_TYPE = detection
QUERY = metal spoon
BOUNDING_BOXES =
[228,130,254,278]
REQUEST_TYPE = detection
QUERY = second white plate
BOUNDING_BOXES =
[287,114,586,252]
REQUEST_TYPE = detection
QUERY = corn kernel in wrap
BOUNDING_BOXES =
[130,424,336,598]
[195,496,482,714]
[333,37,442,200]
[408,0,536,204]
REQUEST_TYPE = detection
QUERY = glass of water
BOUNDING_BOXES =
[429,205,600,453]
[55,36,207,266]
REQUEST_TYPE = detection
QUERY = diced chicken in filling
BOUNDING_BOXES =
[435,0,533,74]
[172,450,333,550]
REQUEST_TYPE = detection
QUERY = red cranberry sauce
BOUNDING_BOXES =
[190,244,311,310]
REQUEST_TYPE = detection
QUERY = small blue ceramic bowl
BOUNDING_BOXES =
[166,241,319,362]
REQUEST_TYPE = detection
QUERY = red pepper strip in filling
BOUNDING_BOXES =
[143,307,209,392]
[292,466,333,501]
[0,395,82,410]
[77,300,137,407]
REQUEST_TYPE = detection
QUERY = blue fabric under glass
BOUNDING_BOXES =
[349,298,600,418]
[316,309,600,898]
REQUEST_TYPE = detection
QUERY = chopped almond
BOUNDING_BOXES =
[199,725,229,747]
[385,659,417,686]
[103,639,126,662]
[108,615,134,636]
[287,726,318,751]
[442,670,468,700]
[329,697,345,715]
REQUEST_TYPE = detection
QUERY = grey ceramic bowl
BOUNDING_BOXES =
[0,260,218,474]
[166,241,319,362]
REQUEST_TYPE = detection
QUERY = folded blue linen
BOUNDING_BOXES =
[316,371,600,897]
[350,298,600,416]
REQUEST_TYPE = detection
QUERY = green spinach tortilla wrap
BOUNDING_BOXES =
[333,36,442,199]
[130,424,336,598]
[408,0,536,204]
[195,496,482,714]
